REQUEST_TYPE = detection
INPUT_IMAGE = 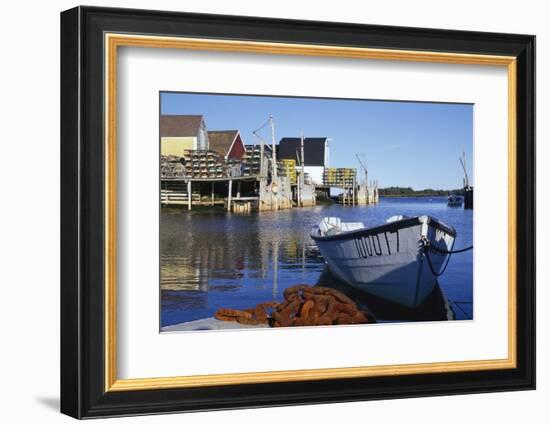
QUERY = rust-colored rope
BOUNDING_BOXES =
[214,285,369,327]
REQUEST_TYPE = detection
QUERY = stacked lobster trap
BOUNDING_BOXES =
[160,155,186,178]
[279,159,297,184]
[161,151,246,180]
[183,150,228,179]
[323,167,357,186]
[241,145,264,176]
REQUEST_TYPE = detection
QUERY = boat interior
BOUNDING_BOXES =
[318,217,365,236]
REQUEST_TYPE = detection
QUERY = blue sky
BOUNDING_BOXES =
[161,92,473,190]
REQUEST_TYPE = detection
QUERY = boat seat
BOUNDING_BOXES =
[319,217,341,236]
[319,218,364,236]
[386,215,406,223]
[340,222,365,232]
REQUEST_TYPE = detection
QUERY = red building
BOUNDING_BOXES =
[207,130,245,160]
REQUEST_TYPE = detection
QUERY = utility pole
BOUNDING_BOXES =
[253,116,274,210]
[269,115,278,210]
[295,149,300,207]
[325,138,331,168]
[352,175,356,205]
[252,119,268,178]
[259,135,265,177]
[300,132,305,207]
[270,115,277,178]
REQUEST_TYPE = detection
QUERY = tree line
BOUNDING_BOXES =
[379,186,463,197]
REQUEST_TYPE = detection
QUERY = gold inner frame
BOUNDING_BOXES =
[104,33,517,392]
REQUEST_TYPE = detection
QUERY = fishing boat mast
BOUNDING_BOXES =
[460,151,473,209]
[355,153,368,186]
[460,151,470,189]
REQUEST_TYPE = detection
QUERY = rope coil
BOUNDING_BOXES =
[215,285,370,327]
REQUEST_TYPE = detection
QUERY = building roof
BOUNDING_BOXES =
[277,137,327,166]
[160,115,204,137]
[208,130,239,157]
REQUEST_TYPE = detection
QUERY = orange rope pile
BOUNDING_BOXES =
[215,284,369,327]
[214,302,278,326]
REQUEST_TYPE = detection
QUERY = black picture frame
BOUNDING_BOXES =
[61,5,535,419]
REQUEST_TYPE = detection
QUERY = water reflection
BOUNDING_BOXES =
[316,269,453,322]
[160,197,473,327]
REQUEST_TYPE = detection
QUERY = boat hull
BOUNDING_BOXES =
[311,216,456,308]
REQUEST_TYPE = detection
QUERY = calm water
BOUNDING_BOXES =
[160,197,473,327]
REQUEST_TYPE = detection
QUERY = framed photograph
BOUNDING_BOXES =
[60,6,535,419]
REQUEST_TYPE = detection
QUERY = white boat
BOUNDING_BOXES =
[447,194,463,207]
[310,215,456,308]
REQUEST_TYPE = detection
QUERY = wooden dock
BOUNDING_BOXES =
[316,182,379,206]
[161,174,295,212]
[161,176,378,210]
[161,170,378,211]
[161,175,260,210]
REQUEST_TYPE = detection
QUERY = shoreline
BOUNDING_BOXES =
[379,194,454,198]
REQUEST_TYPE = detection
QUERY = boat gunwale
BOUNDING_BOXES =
[310,215,457,241]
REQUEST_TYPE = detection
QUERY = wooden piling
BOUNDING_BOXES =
[187,180,192,210]
[464,187,474,209]
[227,179,233,211]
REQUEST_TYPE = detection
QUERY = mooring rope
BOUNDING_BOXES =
[421,237,473,277]
[427,243,474,255]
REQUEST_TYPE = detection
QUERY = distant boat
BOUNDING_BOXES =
[310,215,456,308]
[447,194,463,207]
